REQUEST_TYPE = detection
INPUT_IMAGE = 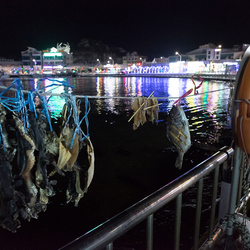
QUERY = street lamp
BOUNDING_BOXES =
[109,57,114,65]
[32,59,37,72]
[175,52,182,61]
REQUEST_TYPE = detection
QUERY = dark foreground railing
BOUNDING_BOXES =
[59,146,234,250]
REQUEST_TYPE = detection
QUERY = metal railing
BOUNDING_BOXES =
[59,146,234,250]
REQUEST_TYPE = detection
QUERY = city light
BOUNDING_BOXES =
[175,51,182,61]
[109,57,114,65]
[43,52,62,57]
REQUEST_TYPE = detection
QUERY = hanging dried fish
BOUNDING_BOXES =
[83,137,95,194]
[131,97,147,130]
[166,105,191,169]
[66,137,95,207]
[0,78,93,232]
[146,96,159,124]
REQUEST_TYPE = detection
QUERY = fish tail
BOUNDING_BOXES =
[175,153,184,169]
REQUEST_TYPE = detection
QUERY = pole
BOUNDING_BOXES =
[226,146,242,236]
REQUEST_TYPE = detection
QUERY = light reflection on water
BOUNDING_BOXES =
[43,78,67,119]
[0,76,232,144]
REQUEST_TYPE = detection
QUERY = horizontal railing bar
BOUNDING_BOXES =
[59,146,234,250]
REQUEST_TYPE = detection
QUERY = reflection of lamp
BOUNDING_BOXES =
[175,52,181,61]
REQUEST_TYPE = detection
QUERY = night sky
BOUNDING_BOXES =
[1,0,250,60]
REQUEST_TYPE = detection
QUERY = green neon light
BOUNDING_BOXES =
[44,52,62,56]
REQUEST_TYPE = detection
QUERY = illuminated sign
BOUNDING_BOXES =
[43,52,62,57]
[50,47,58,52]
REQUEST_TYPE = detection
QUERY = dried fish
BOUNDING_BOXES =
[146,97,159,124]
[131,97,147,130]
[166,105,191,169]
[0,79,93,232]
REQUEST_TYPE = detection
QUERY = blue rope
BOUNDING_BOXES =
[0,123,7,153]
[0,79,29,133]
[0,78,91,150]
[13,79,29,132]
[69,95,90,149]
[62,102,73,134]
[32,78,75,132]
[27,92,37,118]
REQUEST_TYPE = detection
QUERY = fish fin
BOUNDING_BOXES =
[175,152,184,170]
[181,120,188,127]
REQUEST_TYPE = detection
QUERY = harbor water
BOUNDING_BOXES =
[0,76,233,249]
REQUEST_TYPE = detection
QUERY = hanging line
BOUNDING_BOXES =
[0,85,233,101]
[191,75,204,95]
[173,75,204,106]
[49,87,231,100]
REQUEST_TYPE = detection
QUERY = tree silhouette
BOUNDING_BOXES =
[73,38,126,64]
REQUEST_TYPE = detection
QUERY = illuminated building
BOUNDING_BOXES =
[43,43,73,68]
[21,47,42,67]
[152,57,169,65]
[166,44,250,63]
[122,52,147,66]
[21,43,73,73]
[43,52,64,67]
[0,58,22,75]
[185,43,249,61]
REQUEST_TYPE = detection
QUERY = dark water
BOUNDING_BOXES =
[0,76,233,249]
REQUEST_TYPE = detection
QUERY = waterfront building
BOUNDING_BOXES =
[20,43,73,74]
[168,54,193,63]
[122,52,147,66]
[1,41,247,76]
[21,47,42,67]
[42,43,73,74]
[185,43,249,62]
[0,58,22,75]
[152,57,169,65]
[166,43,249,64]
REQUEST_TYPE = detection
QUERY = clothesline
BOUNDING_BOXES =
[46,87,233,100]
[0,85,232,100]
